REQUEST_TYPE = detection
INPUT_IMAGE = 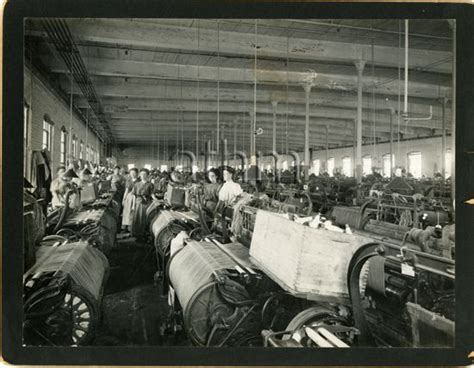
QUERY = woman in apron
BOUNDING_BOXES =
[121,168,139,233]
[131,168,154,241]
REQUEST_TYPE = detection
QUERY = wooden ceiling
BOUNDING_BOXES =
[25,18,453,153]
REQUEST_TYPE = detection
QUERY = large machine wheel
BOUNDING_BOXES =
[65,285,99,346]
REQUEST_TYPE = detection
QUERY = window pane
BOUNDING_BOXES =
[42,131,49,150]
[362,156,372,176]
[128,163,135,170]
[445,150,452,178]
[327,158,335,177]
[342,157,352,176]
[312,159,320,175]
[408,152,422,178]
[383,154,394,178]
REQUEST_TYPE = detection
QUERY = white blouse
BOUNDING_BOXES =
[218,181,243,204]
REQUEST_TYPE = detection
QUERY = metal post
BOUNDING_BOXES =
[271,100,278,154]
[450,20,456,205]
[303,83,312,182]
[389,110,394,178]
[353,119,356,177]
[233,118,237,167]
[325,125,329,171]
[355,60,366,183]
[441,98,447,177]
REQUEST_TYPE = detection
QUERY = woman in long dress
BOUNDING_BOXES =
[121,168,139,233]
[131,168,155,241]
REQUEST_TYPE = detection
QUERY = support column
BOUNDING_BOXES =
[325,125,329,172]
[233,118,237,167]
[441,97,447,177]
[389,109,394,178]
[354,59,366,183]
[249,110,256,165]
[449,20,456,206]
[303,83,313,182]
[271,100,278,153]
[353,119,356,177]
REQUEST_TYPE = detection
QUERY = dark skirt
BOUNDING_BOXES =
[132,198,150,239]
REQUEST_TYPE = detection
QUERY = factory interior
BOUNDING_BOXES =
[23,18,455,348]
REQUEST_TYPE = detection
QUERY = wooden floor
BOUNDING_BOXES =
[92,234,189,346]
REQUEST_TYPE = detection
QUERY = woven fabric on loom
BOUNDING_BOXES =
[168,241,252,313]
[33,242,108,300]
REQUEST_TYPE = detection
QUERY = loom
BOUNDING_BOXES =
[46,195,119,255]
[23,240,109,346]
[167,240,270,346]
[150,210,200,290]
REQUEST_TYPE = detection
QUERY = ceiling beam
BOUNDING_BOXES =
[48,57,451,99]
[62,19,451,73]
[63,80,449,119]
[74,97,444,131]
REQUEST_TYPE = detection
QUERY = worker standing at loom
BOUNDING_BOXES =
[218,166,243,206]
[131,168,154,241]
[122,167,139,233]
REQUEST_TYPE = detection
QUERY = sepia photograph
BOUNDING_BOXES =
[21,16,456,351]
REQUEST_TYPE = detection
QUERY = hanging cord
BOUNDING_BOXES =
[253,19,258,158]
[397,20,402,167]
[85,108,89,163]
[371,37,376,160]
[180,79,184,167]
[216,20,220,154]
[285,33,289,155]
[69,48,74,166]
[196,20,200,163]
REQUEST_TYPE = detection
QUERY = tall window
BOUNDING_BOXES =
[128,163,135,170]
[383,154,395,178]
[312,159,320,175]
[327,158,335,177]
[71,135,77,159]
[408,152,422,178]
[160,165,168,172]
[86,145,90,161]
[362,155,372,176]
[24,103,30,176]
[144,164,152,170]
[60,127,68,166]
[91,148,95,164]
[342,156,352,177]
[42,118,54,151]
[79,141,84,160]
[445,149,452,178]
[282,160,288,171]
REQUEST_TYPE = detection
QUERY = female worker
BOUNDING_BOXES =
[122,168,140,233]
[131,168,155,241]
[50,167,81,210]
[218,166,243,206]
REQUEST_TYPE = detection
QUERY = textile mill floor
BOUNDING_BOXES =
[92,234,189,346]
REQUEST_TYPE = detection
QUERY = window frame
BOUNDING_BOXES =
[362,155,372,176]
[382,153,395,178]
[79,140,84,160]
[42,118,54,152]
[327,157,335,177]
[407,151,422,178]
[60,126,68,166]
[24,103,30,177]
[342,156,352,177]
[445,149,452,178]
